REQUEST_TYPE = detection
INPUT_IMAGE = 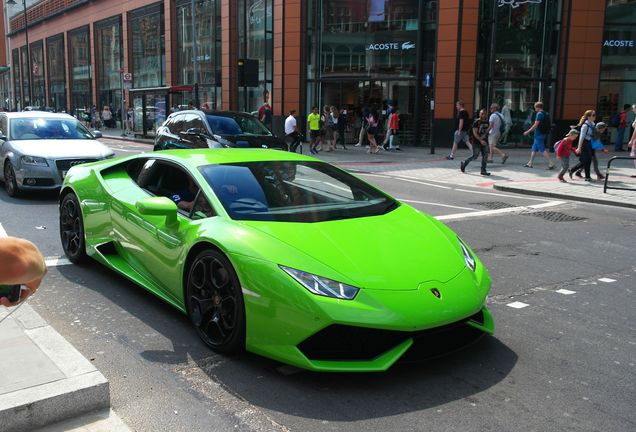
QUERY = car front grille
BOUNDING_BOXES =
[55,159,98,171]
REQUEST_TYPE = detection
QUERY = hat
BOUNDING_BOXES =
[595,122,607,129]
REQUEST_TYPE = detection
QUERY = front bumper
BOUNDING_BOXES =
[236,256,493,372]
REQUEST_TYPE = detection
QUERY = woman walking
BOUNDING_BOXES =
[628,104,636,176]
[569,110,596,181]
[366,110,380,154]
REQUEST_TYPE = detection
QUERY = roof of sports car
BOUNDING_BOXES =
[153,149,317,167]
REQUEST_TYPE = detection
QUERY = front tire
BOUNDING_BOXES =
[186,249,245,354]
[4,161,19,197]
[59,192,87,263]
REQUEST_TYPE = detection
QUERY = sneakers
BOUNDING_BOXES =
[395,148,402,151]
[558,176,567,183]
[480,171,491,176]
[383,145,389,151]
[502,154,509,164]
[575,171,583,178]
[568,169,573,180]
[523,163,533,168]
[446,155,454,160]
[460,161,466,173]
[354,143,361,147]
[584,178,593,182]
[547,165,555,170]
[597,174,605,180]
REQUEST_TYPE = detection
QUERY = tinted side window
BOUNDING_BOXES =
[170,114,185,134]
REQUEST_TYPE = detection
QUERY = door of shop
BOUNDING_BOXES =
[130,88,169,138]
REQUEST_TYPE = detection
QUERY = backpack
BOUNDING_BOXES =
[495,112,506,135]
[610,113,620,127]
[553,138,564,153]
[538,112,551,134]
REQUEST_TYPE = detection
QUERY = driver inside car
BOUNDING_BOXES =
[171,176,199,211]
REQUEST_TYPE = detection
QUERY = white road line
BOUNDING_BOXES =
[507,301,529,309]
[45,257,72,267]
[556,289,576,295]
[0,223,6,237]
[453,188,550,201]
[436,200,565,221]
[399,199,476,211]
[598,278,616,283]
[359,173,452,190]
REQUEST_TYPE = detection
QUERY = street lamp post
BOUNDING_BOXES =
[7,0,32,107]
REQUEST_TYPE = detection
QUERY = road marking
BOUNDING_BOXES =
[0,223,6,237]
[507,301,529,309]
[399,199,476,211]
[45,257,72,267]
[359,173,452,190]
[453,188,549,201]
[436,200,565,221]
[556,289,576,295]
[598,278,616,283]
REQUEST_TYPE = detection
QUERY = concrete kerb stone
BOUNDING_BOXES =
[0,305,110,432]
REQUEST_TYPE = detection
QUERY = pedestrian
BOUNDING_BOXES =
[81,106,91,127]
[500,99,513,145]
[284,109,301,152]
[354,105,370,147]
[90,105,97,129]
[366,110,380,154]
[381,101,394,149]
[0,236,47,307]
[352,111,362,146]
[522,101,555,169]
[568,109,596,181]
[460,108,490,176]
[386,106,401,151]
[101,105,113,129]
[555,129,580,183]
[320,105,335,151]
[487,103,509,163]
[334,107,347,149]
[447,100,473,160]
[627,103,636,176]
[614,104,630,152]
[258,90,273,129]
[126,106,134,135]
[307,106,321,155]
[577,122,608,180]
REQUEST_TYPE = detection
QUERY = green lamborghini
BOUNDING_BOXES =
[59,149,494,372]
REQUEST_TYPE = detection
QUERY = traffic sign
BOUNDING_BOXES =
[123,72,133,82]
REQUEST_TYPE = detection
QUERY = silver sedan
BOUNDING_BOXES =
[0,112,114,197]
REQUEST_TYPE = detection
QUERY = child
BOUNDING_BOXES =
[556,129,579,182]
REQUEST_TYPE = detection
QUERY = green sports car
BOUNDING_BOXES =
[59,149,494,372]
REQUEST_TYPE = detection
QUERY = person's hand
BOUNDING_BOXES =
[0,287,32,307]
[523,130,529,136]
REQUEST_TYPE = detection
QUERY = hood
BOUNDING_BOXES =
[220,134,286,150]
[240,205,467,290]
[11,139,114,159]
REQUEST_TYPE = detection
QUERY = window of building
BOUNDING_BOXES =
[30,41,46,108]
[129,3,165,89]
[176,0,222,110]
[47,34,66,113]
[598,0,636,140]
[20,46,30,107]
[68,26,92,115]
[12,49,21,109]
[237,0,273,114]
[95,16,123,127]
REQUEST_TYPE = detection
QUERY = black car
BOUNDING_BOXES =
[153,110,286,151]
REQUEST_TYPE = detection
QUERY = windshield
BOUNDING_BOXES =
[10,117,95,140]
[199,161,398,222]
[205,114,273,136]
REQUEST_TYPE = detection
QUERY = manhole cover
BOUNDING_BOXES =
[471,201,516,210]
[521,210,587,222]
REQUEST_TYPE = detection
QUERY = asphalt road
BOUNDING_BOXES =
[1,139,634,432]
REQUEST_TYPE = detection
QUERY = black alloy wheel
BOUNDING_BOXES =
[59,192,87,263]
[186,249,245,354]
[4,161,19,197]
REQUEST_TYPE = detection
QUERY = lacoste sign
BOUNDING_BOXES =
[366,42,416,51]
[603,40,634,48]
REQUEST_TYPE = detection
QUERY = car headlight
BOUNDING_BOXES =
[280,265,359,300]
[21,156,49,166]
[458,237,477,271]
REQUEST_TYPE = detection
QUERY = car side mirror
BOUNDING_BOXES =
[92,130,103,139]
[0,133,6,141]
[136,196,178,226]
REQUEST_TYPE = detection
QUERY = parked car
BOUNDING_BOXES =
[0,112,113,197]
[154,110,286,151]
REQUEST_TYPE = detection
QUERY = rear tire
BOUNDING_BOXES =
[59,192,87,263]
[186,249,245,354]
[4,161,19,197]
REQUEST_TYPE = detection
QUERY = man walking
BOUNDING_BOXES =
[386,106,401,151]
[460,108,491,176]
[615,104,630,152]
[522,101,555,169]
[285,109,301,152]
[307,106,321,154]
[447,100,473,160]
[487,103,509,163]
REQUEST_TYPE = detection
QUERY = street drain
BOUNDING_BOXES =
[521,210,587,222]
[471,201,516,210]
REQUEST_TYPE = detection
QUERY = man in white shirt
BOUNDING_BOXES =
[285,109,301,152]
[487,103,509,164]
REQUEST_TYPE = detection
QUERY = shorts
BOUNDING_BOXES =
[488,133,501,147]
[310,130,320,140]
[531,135,546,153]
[367,126,378,136]
[454,130,469,145]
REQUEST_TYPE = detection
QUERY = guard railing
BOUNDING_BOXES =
[603,156,636,193]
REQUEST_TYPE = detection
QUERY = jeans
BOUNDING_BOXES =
[286,132,301,152]
[615,127,625,151]
[558,155,570,178]
[463,142,489,173]
[570,140,592,179]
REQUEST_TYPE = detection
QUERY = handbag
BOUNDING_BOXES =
[591,138,604,150]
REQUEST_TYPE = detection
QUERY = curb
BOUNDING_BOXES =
[0,305,110,432]
[101,133,153,145]
[493,184,636,210]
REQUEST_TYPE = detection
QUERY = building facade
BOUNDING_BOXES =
[2,0,635,146]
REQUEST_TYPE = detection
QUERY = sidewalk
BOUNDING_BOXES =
[101,128,636,209]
